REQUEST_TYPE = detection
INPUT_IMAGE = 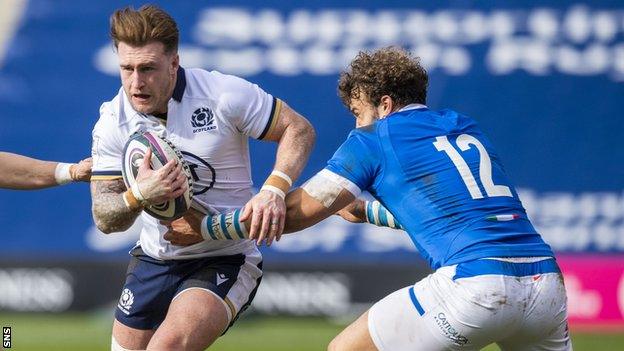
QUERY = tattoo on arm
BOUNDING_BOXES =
[91,180,142,234]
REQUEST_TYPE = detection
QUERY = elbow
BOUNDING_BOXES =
[94,217,115,234]
[303,119,316,145]
[92,208,123,234]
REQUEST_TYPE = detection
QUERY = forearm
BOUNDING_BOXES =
[91,181,142,233]
[283,188,332,233]
[199,188,346,240]
[0,152,59,189]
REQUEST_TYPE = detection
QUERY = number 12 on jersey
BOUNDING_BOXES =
[433,134,512,200]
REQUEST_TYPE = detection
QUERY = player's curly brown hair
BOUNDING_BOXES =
[110,5,179,53]
[338,47,428,109]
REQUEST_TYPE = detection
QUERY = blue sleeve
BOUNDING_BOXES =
[325,130,379,191]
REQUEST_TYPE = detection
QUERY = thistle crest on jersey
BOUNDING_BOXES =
[191,107,216,133]
[121,131,194,220]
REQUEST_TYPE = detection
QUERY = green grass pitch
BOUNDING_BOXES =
[1,312,623,350]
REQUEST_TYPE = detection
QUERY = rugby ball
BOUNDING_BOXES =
[121,131,193,220]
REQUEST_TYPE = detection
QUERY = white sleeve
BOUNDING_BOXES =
[90,103,125,181]
[214,73,281,140]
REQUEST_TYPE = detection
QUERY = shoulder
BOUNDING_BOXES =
[185,68,260,97]
[93,89,128,142]
[347,123,381,148]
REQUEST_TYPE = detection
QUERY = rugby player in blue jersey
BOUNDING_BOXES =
[166,47,570,351]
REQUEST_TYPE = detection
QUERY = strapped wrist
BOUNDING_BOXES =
[123,189,143,210]
[131,182,147,204]
[54,163,74,185]
[260,185,286,199]
[261,170,292,200]
[365,200,403,230]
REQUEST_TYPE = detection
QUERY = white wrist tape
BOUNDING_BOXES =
[365,201,403,230]
[271,170,293,186]
[261,185,286,199]
[54,163,73,185]
[131,182,146,203]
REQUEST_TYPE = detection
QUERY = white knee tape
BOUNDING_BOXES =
[111,336,144,351]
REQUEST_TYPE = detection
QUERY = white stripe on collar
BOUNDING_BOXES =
[398,103,427,112]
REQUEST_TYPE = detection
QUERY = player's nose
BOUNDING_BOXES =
[130,71,146,90]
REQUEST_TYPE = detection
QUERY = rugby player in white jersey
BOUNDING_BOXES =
[89,5,315,351]
[0,152,91,189]
[166,48,570,351]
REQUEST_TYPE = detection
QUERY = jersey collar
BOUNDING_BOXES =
[172,66,186,102]
[398,103,427,112]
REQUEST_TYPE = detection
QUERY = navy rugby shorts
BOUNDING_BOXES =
[114,246,262,331]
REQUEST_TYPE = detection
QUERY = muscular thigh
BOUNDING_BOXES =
[113,247,262,350]
[112,319,154,350]
[147,288,229,350]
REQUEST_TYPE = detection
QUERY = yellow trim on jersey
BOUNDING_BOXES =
[90,175,124,181]
[260,98,283,140]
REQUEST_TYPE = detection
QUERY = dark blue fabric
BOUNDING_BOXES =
[453,258,560,280]
[114,247,249,330]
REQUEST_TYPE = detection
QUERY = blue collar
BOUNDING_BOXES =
[172,66,186,102]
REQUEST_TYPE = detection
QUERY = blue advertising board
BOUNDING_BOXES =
[1,0,623,261]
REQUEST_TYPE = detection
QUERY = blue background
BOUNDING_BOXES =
[0,0,622,260]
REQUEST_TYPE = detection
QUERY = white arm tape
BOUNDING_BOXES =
[301,169,362,208]
[54,163,73,185]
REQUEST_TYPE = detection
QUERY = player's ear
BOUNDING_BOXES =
[378,95,394,118]
[170,54,179,76]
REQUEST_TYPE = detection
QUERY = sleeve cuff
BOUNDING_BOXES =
[257,97,283,140]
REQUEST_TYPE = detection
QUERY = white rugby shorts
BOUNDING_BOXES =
[368,258,571,351]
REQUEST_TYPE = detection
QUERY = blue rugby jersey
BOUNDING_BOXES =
[326,106,553,269]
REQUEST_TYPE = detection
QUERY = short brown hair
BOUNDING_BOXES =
[338,47,428,108]
[110,5,179,53]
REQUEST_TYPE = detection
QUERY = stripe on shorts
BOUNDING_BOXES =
[408,286,425,316]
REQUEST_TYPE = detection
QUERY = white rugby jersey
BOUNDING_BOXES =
[91,67,282,260]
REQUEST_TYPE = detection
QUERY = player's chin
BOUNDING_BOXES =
[130,100,155,114]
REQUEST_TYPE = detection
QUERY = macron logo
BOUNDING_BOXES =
[216,273,229,286]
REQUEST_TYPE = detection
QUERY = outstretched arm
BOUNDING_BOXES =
[162,170,357,246]
[0,152,92,190]
[337,199,403,230]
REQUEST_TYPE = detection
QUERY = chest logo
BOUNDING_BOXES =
[191,107,217,133]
